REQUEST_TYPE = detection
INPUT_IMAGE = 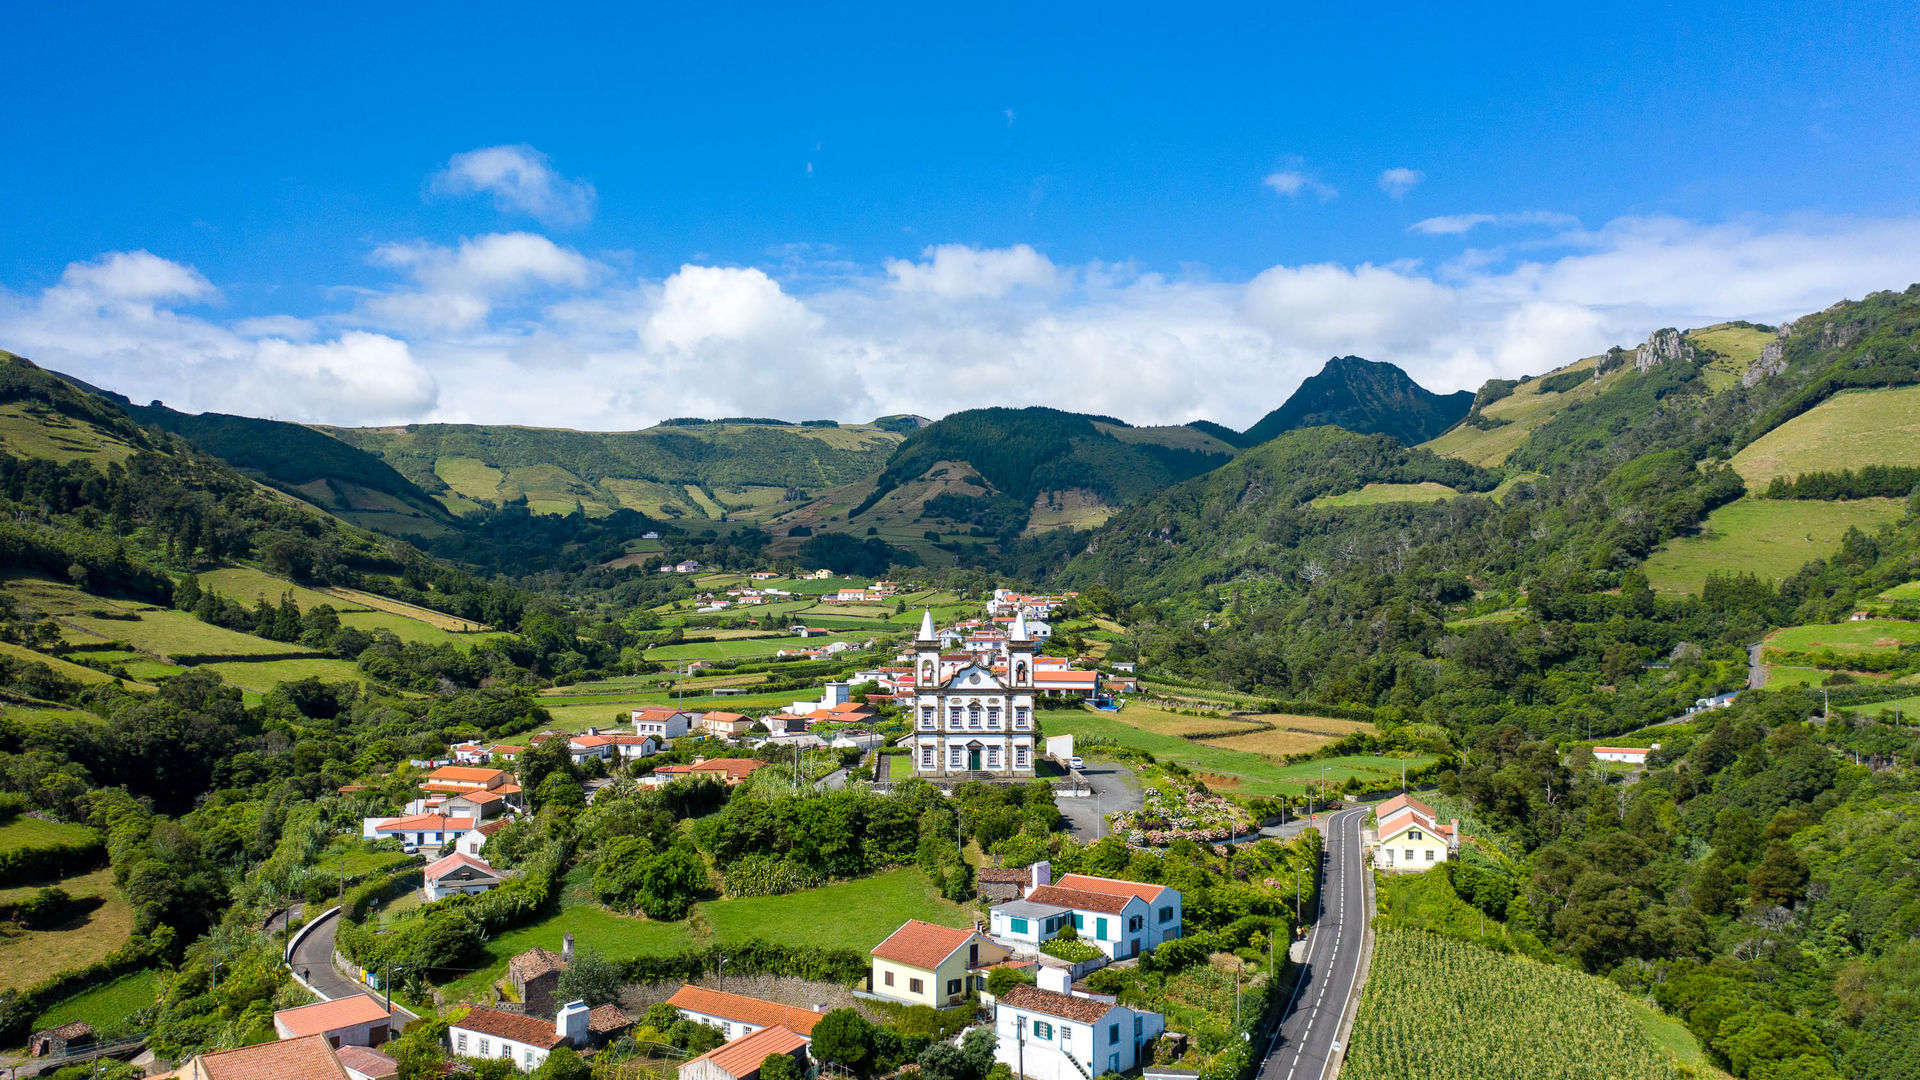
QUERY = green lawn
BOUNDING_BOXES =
[1039,709,1428,796]
[0,815,99,854]
[29,969,158,1037]
[200,567,367,612]
[1766,619,1920,653]
[1310,482,1460,509]
[0,641,152,689]
[1731,385,1920,487]
[887,754,913,780]
[61,607,302,660]
[200,657,368,691]
[645,635,858,661]
[1846,694,1920,719]
[1642,497,1907,595]
[437,868,964,1001]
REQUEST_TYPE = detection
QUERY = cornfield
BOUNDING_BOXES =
[1341,929,1688,1080]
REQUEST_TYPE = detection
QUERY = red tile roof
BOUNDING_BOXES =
[570,735,615,748]
[453,1006,564,1050]
[681,1025,806,1080]
[870,920,978,970]
[425,766,507,785]
[275,995,392,1038]
[372,813,475,833]
[690,758,765,780]
[424,851,497,881]
[476,819,509,837]
[1591,746,1650,755]
[1052,873,1170,904]
[333,1046,397,1080]
[666,986,826,1036]
[194,1034,351,1080]
[999,984,1118,1024]
[1025,884,1132,915]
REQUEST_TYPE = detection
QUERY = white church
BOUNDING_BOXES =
[900,610,1039,778]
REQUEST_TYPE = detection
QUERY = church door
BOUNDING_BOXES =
[968,746,982,770]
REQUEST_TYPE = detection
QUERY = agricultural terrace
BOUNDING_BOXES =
[1731,385,1920,487]
[644,633,864,662]
[28,969,159,1037]
[0,868,136,992]
[1342,929,1690,1080]
[1641,496,1906,595]
[1310,482,1461,509]
[0,641,154,690]
[438,866,968,1001]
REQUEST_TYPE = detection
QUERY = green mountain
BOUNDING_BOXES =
[323,419,905,524]
[1240,355,1474,447]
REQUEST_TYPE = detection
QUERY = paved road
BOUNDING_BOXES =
[1749,642,1769,689]
[289,907,371,1002]
[1257,806,1371,1080]
[1053,762,1143,840]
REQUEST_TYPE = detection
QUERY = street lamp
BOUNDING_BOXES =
[383,963,406,1013]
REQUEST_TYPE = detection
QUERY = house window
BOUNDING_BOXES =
[1134,1017,1142,1037]
[1129,915,1143,931]
[1014,707,1029,727]
[456,1034,468,1053]
[910,978,924,994]
[1110,1023,1121,1044]
[949,708,962,726]
[1158,906,1174,923]
[1073,913,1085,930]
[951,748,964,768]
[1409,829,1422,841]
[1011,918,1029,935]
[885,971,895,986]
[1016,747,1029,767]
[947,979,962,996]
[921,748,934,768]
[525,1051,536,1067]
[1404,849,1415,861]
[1109,1054,1121,1072]
[478,1040,490,1056]
[1033,1022,1053,1040]
[1426,849,1437,861]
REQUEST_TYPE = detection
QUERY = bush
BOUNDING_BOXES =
[1039,938,1101,963]
[722,854,825,898]
[0,828,105,885]
[14,886,76,928]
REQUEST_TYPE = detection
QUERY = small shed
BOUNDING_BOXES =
[30,1022,95,1057]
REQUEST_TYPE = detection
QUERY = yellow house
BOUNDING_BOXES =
[869,920,1010,1008]
[1372,793,1459,872]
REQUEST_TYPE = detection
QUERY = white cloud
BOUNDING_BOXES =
[7,215,1920,431]
[1377,167,1424,199]
[430,145,597,227]
[884,244,1062,300]
[1410,210,1581,235]
[1264,169,1337,202]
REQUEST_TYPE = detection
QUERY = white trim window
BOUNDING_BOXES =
[987,747,1001,768]
[1016,746,1030,768]
[951,747,965,768]
[921,747,935,768]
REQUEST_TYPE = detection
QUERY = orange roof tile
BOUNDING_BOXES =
[1000,984,1117,1024]
[681,1025,806,1079]
[666,986,825,1036]
[1025,884,1131,915]
[425,766,506,784]
[195,1034,350,1080]
[454,1006,563,1050]
[274,995,392,1038]
[423,851,497,881]
[1052,873,1170,904]
[372,813,475,832]
[689,758,764,780]
[870,919,978,970]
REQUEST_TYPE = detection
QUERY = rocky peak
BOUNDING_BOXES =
[1634,328,1695,373]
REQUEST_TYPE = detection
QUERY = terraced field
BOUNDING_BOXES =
[1311,482,1460,509]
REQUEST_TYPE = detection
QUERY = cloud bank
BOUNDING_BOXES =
[5,216,1920,431]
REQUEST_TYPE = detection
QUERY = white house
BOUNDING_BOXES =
[633,709,695,740]
[448,1003,589,1071]
[273,995,393,1048]
[455,819,507,858]
[994,871,1183,960]
[677,1025,808,1080]
[994,970,1164,1080]
[566,734,616,764]
[362,813,476,849]
[1372,794,1459,872]
[1592,745,1656,765]
[612,733,663,761]
[423,851,506,901]
[663,986,825,1042]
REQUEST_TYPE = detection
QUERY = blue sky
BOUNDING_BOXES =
[3,1,1918,428]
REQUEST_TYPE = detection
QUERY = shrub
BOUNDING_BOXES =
[722,854,825,898]
[1039,938,1101,963]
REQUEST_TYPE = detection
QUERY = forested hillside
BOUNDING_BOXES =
[1240,355,1474,447]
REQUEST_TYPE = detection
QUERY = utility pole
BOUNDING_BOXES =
[1016,1015,1026,1080]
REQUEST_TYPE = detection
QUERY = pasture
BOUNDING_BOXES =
[0,641,152,689]
[1641,497,1906,595]
[1766,619,1920,654]
[200,567,364,611]
[1310,482,1460,509]
[60,607,303,660]
[1039,708,1419,796]
[1731,386,1920,487]
[645,635,858,662]
[198,658,369,692]
[0,885,135,992]
[323,587,493,632]
[1421,356,1623,468]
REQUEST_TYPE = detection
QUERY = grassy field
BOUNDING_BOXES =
[1040,708,1421,796]
[1421,357,1623,467]
[1848,693,1920,719]
[1310,482,1460,509]
[29,969,159,1036]
[0,885,134,992]
[1768,665,1884,688]
[1731,386,1920,487]
[0,816,98,854]
[0,866,116,909]
[0,402,144,464]
[1766,619,1920,653]
[645,635,857,661]
[60,607,304,659]
[1641,497,1907,595]
[437,867,965,1001]
[322,587,493,632]
[200,567,367,611]
[0,641,153,690]
[337,609,492,649]
[1690,323,1775,393]
[199,657,369,691]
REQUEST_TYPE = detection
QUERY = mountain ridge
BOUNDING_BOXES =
[1241,355,1474,447]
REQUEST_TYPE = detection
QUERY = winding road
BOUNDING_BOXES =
[1257,806,1372,1080]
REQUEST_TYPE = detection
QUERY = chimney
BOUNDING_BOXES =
[562,931,574,963]
[1037,966,1073,994]
[1029,861,1052,894]
[555,1000,590,1046]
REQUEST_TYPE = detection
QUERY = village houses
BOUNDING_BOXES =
[989,869,1184,961]
[993,968,1166,1080]
[869,919,1012,1008]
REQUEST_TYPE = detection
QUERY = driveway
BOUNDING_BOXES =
[1749,642,1769,689]
[1053,760,1142,840]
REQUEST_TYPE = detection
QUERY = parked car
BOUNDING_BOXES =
[1069,756,1084,770]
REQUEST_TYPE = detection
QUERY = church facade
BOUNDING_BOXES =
[902,610,1038,778]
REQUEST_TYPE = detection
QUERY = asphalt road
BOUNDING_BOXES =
[1749,642,1770,689]
[1053,761,1143,840]
[289,907,371,1002]
[1257,806,1371,1080]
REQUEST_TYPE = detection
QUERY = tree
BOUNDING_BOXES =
[811,1009,875,1073]
[917,1042,970,1080]
[531,1048,590,1080]
[535,770,586,812]
[960,1027,998,1077]
[985,965,1034,998]
[554,948,623,1007]
[759,1053,801,1080]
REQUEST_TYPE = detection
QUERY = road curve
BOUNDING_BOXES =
[288,906,375,1003]
[1256,806,1371,1080]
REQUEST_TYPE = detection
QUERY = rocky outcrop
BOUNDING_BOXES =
[1635,328,1695,373]
[1743,322,1794,388]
